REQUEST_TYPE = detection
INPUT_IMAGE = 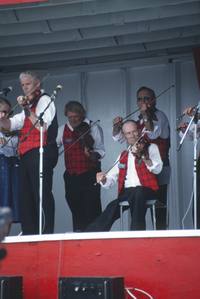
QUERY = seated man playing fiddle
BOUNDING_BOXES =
[85,120,163,231]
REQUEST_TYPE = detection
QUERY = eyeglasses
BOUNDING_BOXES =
[137,96,151,101]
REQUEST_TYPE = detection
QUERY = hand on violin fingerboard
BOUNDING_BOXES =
[17,95,30,108]
[177,122,188,132]
[112,116,123,136]
[183,107,195,117]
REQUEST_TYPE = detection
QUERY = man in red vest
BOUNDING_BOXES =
[57,101,105,232]
[85,120,163,231]
[112,86,170,230]
[0,71,58,235]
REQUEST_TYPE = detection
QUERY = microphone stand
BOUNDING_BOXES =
[37,86,62,235]
[38,114,44,235]
[177,105,199,229]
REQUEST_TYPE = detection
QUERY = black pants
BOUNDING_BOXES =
[85,186,156,232]
[20,145,58,235]
[155,184,168,230]
[64,169,102,232]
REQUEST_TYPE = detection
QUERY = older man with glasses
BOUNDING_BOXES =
[112,86,170,230]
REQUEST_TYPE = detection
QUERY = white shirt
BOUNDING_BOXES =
[10,94,56,131]
[101,143,163,189]
[57,118,105,159]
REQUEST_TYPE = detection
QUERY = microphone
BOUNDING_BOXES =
[53,85,63,94]
[0,86,13,96]
[51,85,63,99]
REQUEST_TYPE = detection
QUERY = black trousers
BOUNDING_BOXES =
[20,144,58,235]
[85,186,156,232]
[155,184,168,230]
[64,169,102,232]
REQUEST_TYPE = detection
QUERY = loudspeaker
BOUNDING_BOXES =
[0,276,23,299]
[58,276,124,299]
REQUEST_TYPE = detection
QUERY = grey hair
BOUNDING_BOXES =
[19,70,41,82]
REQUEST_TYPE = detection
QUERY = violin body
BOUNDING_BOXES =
[74,121,94,151]
[132,137,149,160]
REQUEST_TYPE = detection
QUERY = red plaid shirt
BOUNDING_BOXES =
[63,124,97,175]
[18,104,47,156]
[118,150,159,195]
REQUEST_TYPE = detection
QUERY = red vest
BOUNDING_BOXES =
[118,150,159,195]
[63,124,96,175]
[18,104,47,156]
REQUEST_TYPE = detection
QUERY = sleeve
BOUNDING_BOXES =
[7,135,18,149]
[35,94,56,128]
[10,111,25,131]
[91,123,105,159]
[56,125,65,147]
[146,144,163,174]
[145,111,170,140]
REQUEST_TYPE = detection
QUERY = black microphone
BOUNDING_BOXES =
[0,86,13,96]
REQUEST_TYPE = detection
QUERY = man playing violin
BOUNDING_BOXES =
[85,120,163,232]
[57,101,105,232]
[112,86,170,230]
[0,71,58,235]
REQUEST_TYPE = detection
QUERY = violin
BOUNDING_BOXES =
[74,121,94,151]
[74,121,101,163]
[131,136,149,161]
